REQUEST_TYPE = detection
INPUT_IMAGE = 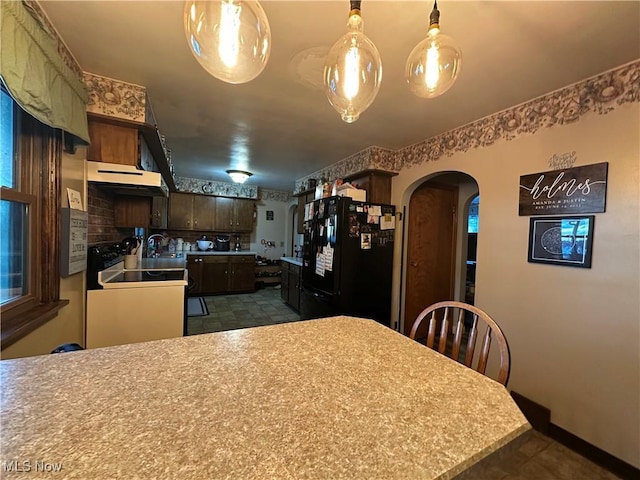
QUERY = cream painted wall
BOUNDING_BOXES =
[250,198,289,260]
[391,104,640,467]
[2,148,87,359]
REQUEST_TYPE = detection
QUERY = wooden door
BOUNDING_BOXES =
[215,197,234,231]
[404,182,458,337]
[193,195,216,231]
[234,199,254,232]
[168,193,194,230]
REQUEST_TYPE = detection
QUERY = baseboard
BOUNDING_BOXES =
[547,423,639,480]
[510,391,639,480]
[510,391,550,434]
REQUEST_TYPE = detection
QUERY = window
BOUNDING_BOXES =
[467,195,479,233]
[1,89,32,306]
[0,87,67,349]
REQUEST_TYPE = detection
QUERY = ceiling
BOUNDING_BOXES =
[40,1,640,193]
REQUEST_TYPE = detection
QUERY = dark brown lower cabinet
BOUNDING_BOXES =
[280,264,289,304]
[202,256,229,294]
[188,255,255,296]
[281,260,301,311]
[228,256,255,292]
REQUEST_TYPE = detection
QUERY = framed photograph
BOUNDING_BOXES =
[528,216,595,268]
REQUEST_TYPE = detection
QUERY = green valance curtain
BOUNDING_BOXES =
[0,0,90,144]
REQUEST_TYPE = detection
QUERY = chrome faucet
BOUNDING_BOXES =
[146,233,166,257]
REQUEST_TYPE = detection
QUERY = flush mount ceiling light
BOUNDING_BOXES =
[405,0,462,98]
[323,0,382,123]
[226,169,253,183]
[184,0,271,84]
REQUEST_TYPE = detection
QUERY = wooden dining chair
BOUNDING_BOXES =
[409,301,511,386]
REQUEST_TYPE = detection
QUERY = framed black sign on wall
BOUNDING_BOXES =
[519,162,608,216]
[528,216,595,268]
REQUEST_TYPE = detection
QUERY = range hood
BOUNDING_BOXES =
[87,161,169,197]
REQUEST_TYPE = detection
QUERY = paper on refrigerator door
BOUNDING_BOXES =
[323,245,334,272]
[380,214,395,230]
[368,205,382,216]
[315,253,325,277]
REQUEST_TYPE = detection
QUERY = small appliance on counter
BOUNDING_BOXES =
[214,235,230,251]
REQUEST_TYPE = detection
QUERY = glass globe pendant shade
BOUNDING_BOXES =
[184,0,271,84]
[405,27,461,98]
[323,12,382,123]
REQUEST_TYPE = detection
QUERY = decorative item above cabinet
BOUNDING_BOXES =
[84,72,176,192]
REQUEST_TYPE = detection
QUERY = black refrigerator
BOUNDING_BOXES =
[300,195,395,326]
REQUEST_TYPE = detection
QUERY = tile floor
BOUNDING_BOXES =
[186,287,623,480]
[186,286,300,335]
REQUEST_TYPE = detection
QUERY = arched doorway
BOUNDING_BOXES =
[403,172,479,336]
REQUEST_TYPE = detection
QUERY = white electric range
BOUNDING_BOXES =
[86,256,188,349]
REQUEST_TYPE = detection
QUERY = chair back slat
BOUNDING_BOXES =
[409,301,511,386]
[476,328,493,375]
[426,311,437,348]
[463,315,478,368]
[451,309,464,360]
[437,307,450,353]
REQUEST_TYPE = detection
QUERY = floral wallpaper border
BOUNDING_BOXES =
[84,72,147,122]
[294,60,640,193]
[259,189,290,202]
[175,176,259,199]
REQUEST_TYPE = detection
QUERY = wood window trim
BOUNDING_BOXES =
[1,106,67,350]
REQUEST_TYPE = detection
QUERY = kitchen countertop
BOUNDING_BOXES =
[135,257,187,270]
[0,317,530,479]
[280,256,303,266]
[184,250,257,256]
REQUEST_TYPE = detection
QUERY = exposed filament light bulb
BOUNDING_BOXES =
[344,43,360,99]
[405,0,461,98]
[323,1,382,123]
[219,1,241,68]
[184,0,271,84]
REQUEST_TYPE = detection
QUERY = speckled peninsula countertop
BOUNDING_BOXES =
[281,256,303,267]
[0,317,530,479]
[185,250,257,256]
